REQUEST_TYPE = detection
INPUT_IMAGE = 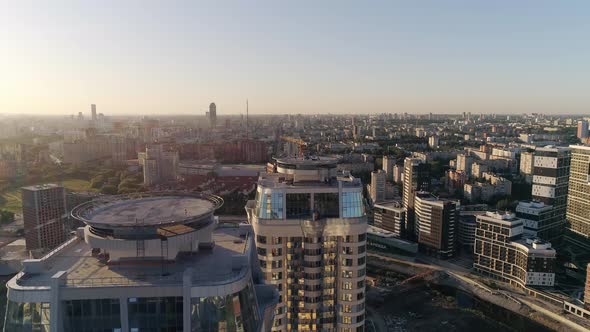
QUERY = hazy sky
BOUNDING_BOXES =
[1,1,590,115]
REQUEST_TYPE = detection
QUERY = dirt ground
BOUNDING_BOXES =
[366,284,522,332]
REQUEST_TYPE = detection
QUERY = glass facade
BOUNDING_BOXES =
[341,192,364,218]
[190,284,260,332]
[286,193,311,219]
[4,301,50,332]
[257,191,284,219]
[128,297,183,332]
[63,299,121,332]
[314,193,340,218]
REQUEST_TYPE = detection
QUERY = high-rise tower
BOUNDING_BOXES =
[566,145,590,249]
[246,157,367,332]
[402,158,430,240]
[91,104,97,121]
[22,184,67,251]
[531,146,570,241]
[209,102,217,128]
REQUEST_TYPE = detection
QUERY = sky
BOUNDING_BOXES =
[1,1,590,116]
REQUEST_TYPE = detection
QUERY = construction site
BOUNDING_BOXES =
[366,254,589,332]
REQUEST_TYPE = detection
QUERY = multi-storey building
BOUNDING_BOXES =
[566,145,590,249]
[531,146,570,241]
[456,154,473,176]
[22,184,67,251]
[209,102,217,128]
[382,156,394,182]
[368,170,386,204]
[578,120,589,139]
[373,201,406,237]
[5,192,278,332]
[414,192,458,259]
[138,144,179,186]
[246,157,367,332]
[402,158,430,240]
[515,200,554,238]
[520,151,535,184]
[474,212,556,288]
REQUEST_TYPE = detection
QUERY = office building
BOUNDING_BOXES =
[368,170,386,204]
[402,158,430,240]
[5,192,278,332]
[91,104,97,121]
[138,144,179,186]
[566,145,590,248]
[578,120,589,139]
[457,214,478,253]
[474,212,556,288]
[209,102,217,128]
[414,192,458,259]
[246,157,367,332]
[22,184,67,251]
[392,164,403,184]
[520,151,535,184]
[382,155,394,182]
[373,201,406,237]
[516,200,554,238]
[531,146,570,241]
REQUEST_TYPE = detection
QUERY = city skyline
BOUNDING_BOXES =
[3,1,590,115]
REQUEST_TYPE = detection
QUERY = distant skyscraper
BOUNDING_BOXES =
[566,145,590,249]
[209,102,217,128]
[91,104,97,121]
[577,120,589,139]
[402,158,430,240]
[382,155,394,182]
[414,192,458,259]
[22,184,67,251]
[531,146,570,241]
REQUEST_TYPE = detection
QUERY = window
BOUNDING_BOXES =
[342,192,364,218]
[286,193,311,219]
[314,193,339,218]
[257,191,284,219]
[257,235,267,244]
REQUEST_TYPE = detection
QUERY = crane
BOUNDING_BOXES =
[280,136,307,158]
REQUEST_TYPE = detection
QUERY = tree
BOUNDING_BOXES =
[100,184,118,195]
[0,210,15,224]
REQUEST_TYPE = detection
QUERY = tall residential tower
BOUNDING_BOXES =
[246,157,367,332]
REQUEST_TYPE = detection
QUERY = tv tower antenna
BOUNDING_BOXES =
[246,99,249,140]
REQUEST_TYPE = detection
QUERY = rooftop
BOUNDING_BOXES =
[17,225,250,288]
[275,156,340,166]
[72,193,223,229]
[21,183,62,191]
[374,200,404,210]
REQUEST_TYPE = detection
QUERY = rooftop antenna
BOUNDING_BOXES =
[246,99,249,140]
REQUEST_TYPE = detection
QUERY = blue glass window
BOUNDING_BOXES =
[257,192,284,219]
[341,192,364,218]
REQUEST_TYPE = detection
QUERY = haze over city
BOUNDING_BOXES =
[2,0,590,115]
[4,2,590,332]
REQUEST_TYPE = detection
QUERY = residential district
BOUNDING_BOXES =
[1,105,590,331]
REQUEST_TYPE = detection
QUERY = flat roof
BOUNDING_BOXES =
[72,193,223,229]
[89,196,213,226]
[21,183,62,191]
[275,156,339,166]
[17,226,250,288]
